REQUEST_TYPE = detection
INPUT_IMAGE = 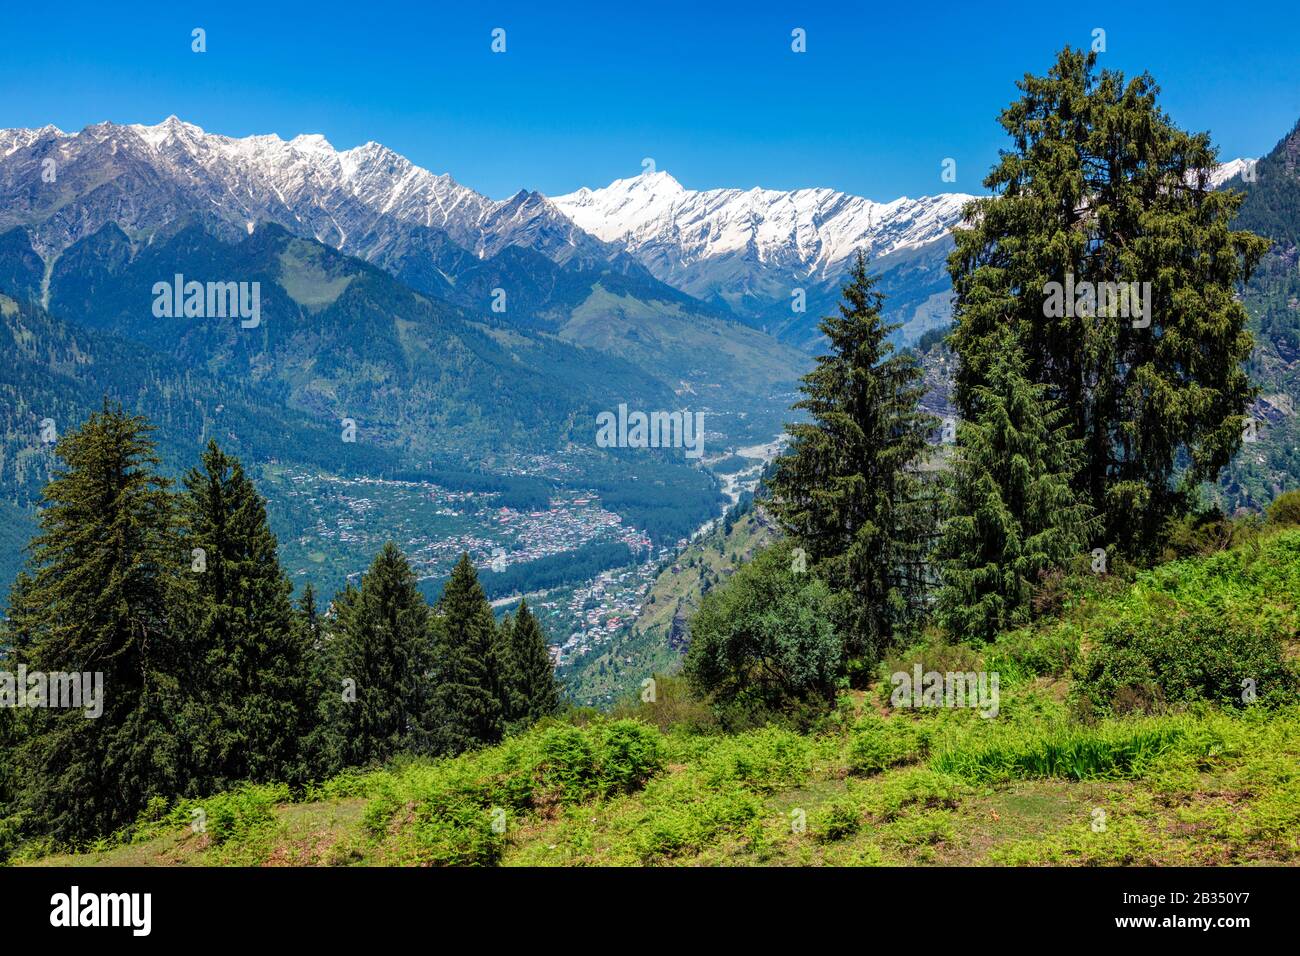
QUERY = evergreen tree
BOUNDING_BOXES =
[5,401,182,843]
[500,599,561,726]
[294,582,341,777]
[175,441,310,791]
[298,583,321,651]
[934,329,1094,641]
[323,543,434,768]
[768,253,937,669]
[430,554,503,754]
[493,610,518,722]
[949,47,1269,558]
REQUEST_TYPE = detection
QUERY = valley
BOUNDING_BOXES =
[1,110,1297,713]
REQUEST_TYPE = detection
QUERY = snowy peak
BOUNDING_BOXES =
[0,124,67,158]
[553,170,976,273]
[551,170,977,316]
[0,116,1259,341]
[0,117,605,267]
[1207,157,1256,189]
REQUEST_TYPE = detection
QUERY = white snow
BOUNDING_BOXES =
[552,169,977,280]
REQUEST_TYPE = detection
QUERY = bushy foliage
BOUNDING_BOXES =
[356,718,664,865]
[684,542,841,712]
[848,715,932,775]
[986,624,1081,682]
[815,799,863,843]
[1070,531,1300,716]
[1072,607,1296,716]
[609,673,718,734]
[1267,489,1300,528]
[172,783,291,847]
[1161,507,1258,561]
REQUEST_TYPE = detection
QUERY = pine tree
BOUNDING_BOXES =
[935,330,1094,640]
[323,543,434,767]
[5,401,182,843]
[294,582,336,778]
[949,46,1269,558]
[430,554,503,754]
[298,584,321,651]
[493,610,518,722]
[175,441,310,791]
[768,253,937,669]
[501,599,561,726]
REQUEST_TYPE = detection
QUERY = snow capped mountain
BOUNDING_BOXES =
[0,116,1260,350]
[0,125,64,158]
[554,170,974,282]
[551,170,975,340]
[551,157,1257,338]
[1206,157,1256,189]
[0,117,623,270]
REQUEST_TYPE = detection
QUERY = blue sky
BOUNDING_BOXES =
[3,1,1298,200]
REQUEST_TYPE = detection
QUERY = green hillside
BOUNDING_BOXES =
[21,525,1300,867]
[561,500,778,706]
[1219,121,1300,509]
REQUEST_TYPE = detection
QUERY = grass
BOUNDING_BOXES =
[18,698,1298,868]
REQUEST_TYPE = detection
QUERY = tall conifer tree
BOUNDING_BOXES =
[948,47,1269,557]
[500,599,561,726]
[175,441,310,791]
[5,402,181,843]
[323,543,434,767]
[768,253,937,668]
[430,554,503,754]
[934,329,1094,640]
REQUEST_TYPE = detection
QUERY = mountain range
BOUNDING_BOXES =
[0,117,1255,350]
[0,114,1285,595]
[0,119,984,351]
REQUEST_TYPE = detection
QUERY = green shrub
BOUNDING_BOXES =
[633,788,762,862]
[867,769,966,821]
[1071,604,1297,717]
[987,624,1080,680]
[530,725,599,804]
[361,778,405,836]
[590,720,664,794]
[881,637,982,684]
[609,673,718,733]
[1267,489,1300,528]
[307,768,375,801]
[1161,508,1246,561]
[815,799,862,843]
[411,800,505,866]
[1063,531,1300,716]
[0,812,26,864]
[684,542,841,712]
[848,716,930,775]
[176,782,289,846]
[700,727,811,793]
[354,719,666,865]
